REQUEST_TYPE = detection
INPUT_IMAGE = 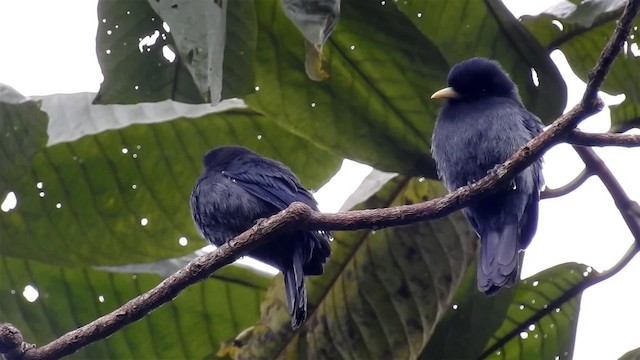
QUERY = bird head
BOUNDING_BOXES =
[203,145,254,169]
[431,57,519,102]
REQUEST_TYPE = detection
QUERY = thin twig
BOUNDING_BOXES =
[574,147,640,241]
[541,167,593,199]
[566,129,640,147]
[480,145,640,359]
[583,0,640,102]
[1,0,639,359]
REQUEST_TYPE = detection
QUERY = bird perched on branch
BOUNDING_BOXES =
[280,0,340,81]
[430,58,544,295]
[190,146,331,328]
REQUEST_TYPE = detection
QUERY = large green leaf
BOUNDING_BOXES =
[235,176,477,359]
[521,0,639,130]
[0,255,270,359]
[246,0,449,178]
[0,93,341,266]
[418,262,514,360]
[420,262,592,360]
[394,0,567,123]
[0,84,48,195]
[243,0,566,177]
[94,0,256,104]
[93,0,567,178]
[480,263,592,360]
[610,102,640,131]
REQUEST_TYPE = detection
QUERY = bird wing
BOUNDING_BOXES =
[523,111,546,190]
[519,190,540,249]
[223,155,331,273]
[522,111,544,136]
[222,156,318,211]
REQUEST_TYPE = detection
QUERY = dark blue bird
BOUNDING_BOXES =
[430,58,544,295]
[190,146,331,328]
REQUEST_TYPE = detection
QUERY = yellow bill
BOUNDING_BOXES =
[430,87,460,99]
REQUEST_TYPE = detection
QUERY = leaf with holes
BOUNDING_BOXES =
[94,0,256,104]
[147,0,228,104]
[0,255,270,359]
[94,0,567,178]
[242,0,566,177]
[234,176,477,359]
[0,93,341,266]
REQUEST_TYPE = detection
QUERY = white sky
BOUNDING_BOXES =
[1,1,639,359]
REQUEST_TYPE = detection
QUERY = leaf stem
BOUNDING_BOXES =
[541,167,593,199]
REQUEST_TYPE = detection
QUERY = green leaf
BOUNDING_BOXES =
[94,0,256,104]
[520,0,626,47]
[395,0,567,124]
[521,0,639,129]
[420,262,593,360]
[236,176,477,359]
[0,84,48,195]
[94,0,568,177]
[0,255,269,359]
[246,0,449,177]
[418,262,514,360]
[618,347,640,360]
[147,0,227,104]
[611,101,640,132]
[480,263,593,360]
[0,93,341,267]
[560,0,627,27]
[243,0,566,177]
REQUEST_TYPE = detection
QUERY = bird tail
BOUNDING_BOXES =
[283,246,307,329]
[477,223,521,295]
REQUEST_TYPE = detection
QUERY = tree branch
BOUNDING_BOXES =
[1,0,639,359]
[540,167,593,199]
[480,146,640,359]
[0,204,313,360]
[582,0,640,102]
[537,130,640,199]
[566,130,640,147]
[573,147,640,241]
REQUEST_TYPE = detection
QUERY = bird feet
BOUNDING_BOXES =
[487,164,501,176]
[487,165,517,190]
[253,217,269,228]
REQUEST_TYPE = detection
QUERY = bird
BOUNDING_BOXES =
[190,145,331,328]
[280,0,341,81]
[430,58,544,295]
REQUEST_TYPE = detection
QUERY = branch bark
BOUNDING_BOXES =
[1,0,639,359]
[566,130,640,147]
